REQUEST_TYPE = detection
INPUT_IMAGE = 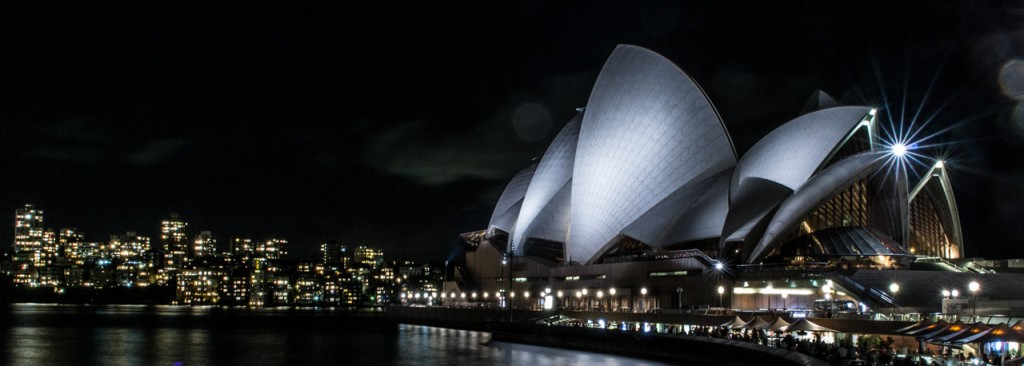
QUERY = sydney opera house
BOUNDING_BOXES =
[450,45,1024,315]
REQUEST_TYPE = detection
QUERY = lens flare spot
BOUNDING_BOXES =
[891,143,907,157]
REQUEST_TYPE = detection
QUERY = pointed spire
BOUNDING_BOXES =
[800,90,840,115]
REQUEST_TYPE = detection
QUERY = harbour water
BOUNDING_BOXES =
[0,304,669,366]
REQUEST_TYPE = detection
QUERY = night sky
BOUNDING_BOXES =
[3,2,1023,261]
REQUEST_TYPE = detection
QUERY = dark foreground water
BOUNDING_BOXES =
[0,304,668,366]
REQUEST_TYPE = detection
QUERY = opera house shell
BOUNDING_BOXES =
[452,45,994,313]
[480,45,961,266]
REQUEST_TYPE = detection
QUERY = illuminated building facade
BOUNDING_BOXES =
[14,204,45,266]
[161,213,189,271]
[40,229,58,266]
[220,268,250,304]
[230,237,255,263]
[355,245,383,268]
[294,273,321,305]
[110,232,151,259]
[193,231,217,258]
[60,228,86,265]
[177,267,224,304]
[453,45,987,314]
[321,240,347,267]
[257,238,287,260]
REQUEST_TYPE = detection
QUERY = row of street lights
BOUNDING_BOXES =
[438,286,653,311]
[888,280,982,315]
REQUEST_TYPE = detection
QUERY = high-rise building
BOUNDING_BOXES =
[193,231,216,258]
[40,229,57,266]
[321,240,346,265]
[257,238,287,260]
[176,267,223,304]
[248,257,268,307]
[354,246,383,268]
[14,204,45,266]
[60,228,86,265]
[230,237,255,263]
[219,268,250,304]
[110,232,151,259]
[161,213,189,271]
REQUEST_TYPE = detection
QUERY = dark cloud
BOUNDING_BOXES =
[126,138,192,165]
[23,145,104,163]
[365,114,543,185]
[45,117,114,144]
[364,72,591,185]
[511,103,553,142]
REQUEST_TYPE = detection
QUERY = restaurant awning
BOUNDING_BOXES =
[935,322,991,344]
[918,321,966,341]
[720,316,748,329]
[742,316,770,330]
[903,320,949,336]
[955,323,1024,344]
[894,319,933,334]
[762,316,791,332]
[783,318,838,333]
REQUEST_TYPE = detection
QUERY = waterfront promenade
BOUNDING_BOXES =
[386,306,853,366]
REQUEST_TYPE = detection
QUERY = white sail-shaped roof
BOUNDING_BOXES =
[512,114,582,249]
[516,180,573,256]
[488,164,537,237]
[661,169,734,245]
[722,106,874,253]
[569,45,736,264]
[730,106,874,200]
[908,161,964,256]
[620,167,732,247]
[748,152,887,262]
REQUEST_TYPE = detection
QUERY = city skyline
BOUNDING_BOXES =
[5,203,393,261]
[3,2,1023,261]
[4,202,442,308]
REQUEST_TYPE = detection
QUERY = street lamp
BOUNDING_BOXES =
[889,283,900,315]
[717,286,725,308]
[640,287,648,312]
[951,289,959,298]
[969,281,980,317]
[781,292,788,310]
[501,255,509,312]
[609,288,616,311]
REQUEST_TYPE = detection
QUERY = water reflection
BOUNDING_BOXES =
[2,304,668,366]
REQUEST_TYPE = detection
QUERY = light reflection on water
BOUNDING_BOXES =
[1,304,669,366]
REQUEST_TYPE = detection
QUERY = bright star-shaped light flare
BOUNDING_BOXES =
[891,143,907,157]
